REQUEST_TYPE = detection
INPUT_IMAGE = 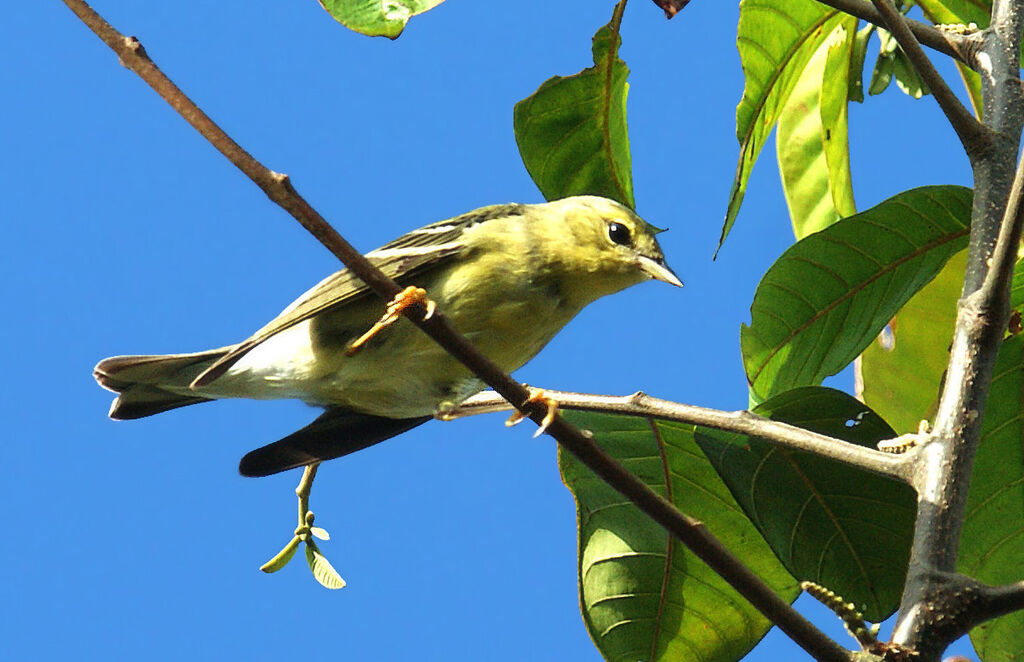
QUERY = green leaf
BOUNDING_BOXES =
[695,387,914,621]
[513,5,633,207]
[857,250,965,434]
[560,411,799,662]
[1011,259,1024,312]
[318,0,443,39]
[960,335,1024,662]
[867,29,896,96]
[722,0,847,251]
[310,526,330,541]
[848,24,875,104]
[776,16,858,240]
[892,44,930,99]
[741,185,972,403]
[305,540,346,589]
[260,536,301,573]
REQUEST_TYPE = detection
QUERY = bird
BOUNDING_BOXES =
[94,195,681,477]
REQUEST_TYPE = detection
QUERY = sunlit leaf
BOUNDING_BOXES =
[514,5,634,207]
[722,0,847,250]
[318,0,443,39]
[857,250,965,434]
[742,186,972,403]
[776,17,858,240]
[960,335,1024,662]
[260,536,301,574]
[310,526,330,541]
[560,411,798,662]
[695,387,914,621]
[305,540,346,589]
[848,24,875,104]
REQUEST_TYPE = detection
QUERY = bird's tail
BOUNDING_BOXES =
[94,348,233,420]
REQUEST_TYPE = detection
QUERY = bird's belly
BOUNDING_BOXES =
[205,282,579,418]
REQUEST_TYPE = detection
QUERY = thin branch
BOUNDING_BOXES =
[868,0,990,156]
[451,389,912,482]
[61,1,851,659]
[814,0,977,66]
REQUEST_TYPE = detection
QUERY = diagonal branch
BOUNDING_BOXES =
[868,0,990,156]
[815,0,978,66]
[61,1,851,659]
[450,389,912,482]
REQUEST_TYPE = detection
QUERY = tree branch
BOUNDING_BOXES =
[814,0,978,67]
[61,1,851,658]
[890,1,1024,656]
[868,0,990,156]
[450,389,912,482]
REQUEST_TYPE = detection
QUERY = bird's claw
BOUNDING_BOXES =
[346,286,434,356]
[505,388,559,438]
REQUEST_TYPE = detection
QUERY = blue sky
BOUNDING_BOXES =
[3,1,978,660]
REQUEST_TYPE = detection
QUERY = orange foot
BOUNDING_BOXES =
[505,387,559,438]
[346,286,435,356]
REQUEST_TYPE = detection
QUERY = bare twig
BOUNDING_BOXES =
[868,0,990,156]
[814,0,976,66]
[61,1,851,658]
[451,389,911,482]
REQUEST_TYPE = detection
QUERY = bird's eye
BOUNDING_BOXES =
[607,221,631,246]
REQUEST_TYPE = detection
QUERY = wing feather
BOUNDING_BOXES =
[191,203,524,387]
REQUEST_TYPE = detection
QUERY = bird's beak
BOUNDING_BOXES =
[638,255,683,287]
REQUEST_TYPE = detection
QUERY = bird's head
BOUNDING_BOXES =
[540,196,682,304]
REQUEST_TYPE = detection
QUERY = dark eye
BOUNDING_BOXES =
[608,221,631,246]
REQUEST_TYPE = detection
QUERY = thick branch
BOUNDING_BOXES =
[61,1,850,659]
[452,390,911,482]
[868,0,990,156]
[891,0,1024,656]
[814,0,976,66]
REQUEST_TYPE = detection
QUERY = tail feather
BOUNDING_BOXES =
[94,347,232,420]
[239,408,431,477]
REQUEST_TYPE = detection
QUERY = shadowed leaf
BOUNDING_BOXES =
[560,411,798,662]
[514,6,633,207]
[741,185,972,403]
[695,387,914,621]
[960,335,1024,662]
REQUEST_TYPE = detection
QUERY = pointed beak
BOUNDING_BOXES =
[638,255,683,287]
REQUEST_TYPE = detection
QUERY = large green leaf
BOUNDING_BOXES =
[742,185,973,403]
[514,6,633,207]
[318,0,443,39]
[960,335,1024,662]
[695,387,914,621]
[722,0,847,251]
[560,412,798,662]
[857,250,966,434]
[776,16,858,240]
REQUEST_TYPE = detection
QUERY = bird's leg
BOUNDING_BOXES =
[505,387,559,438]
[346,286,436,356]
